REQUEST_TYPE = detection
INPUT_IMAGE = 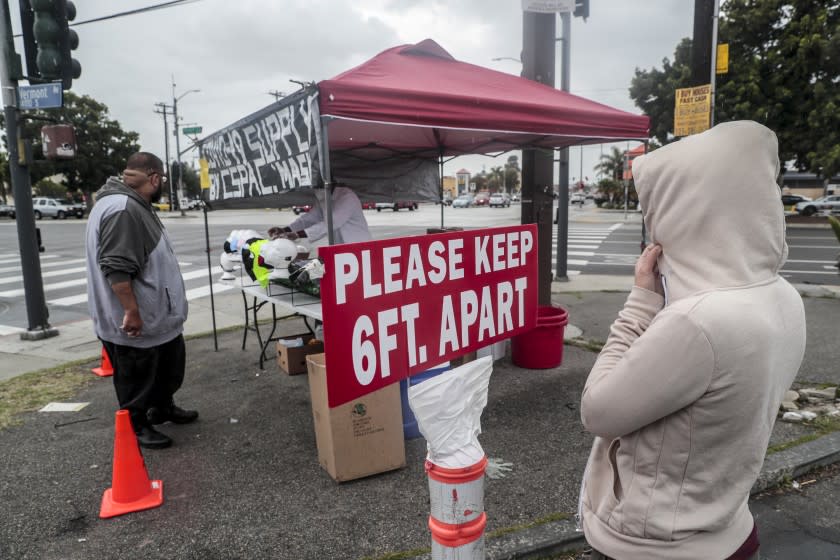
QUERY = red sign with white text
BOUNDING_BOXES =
[319,225,538,407]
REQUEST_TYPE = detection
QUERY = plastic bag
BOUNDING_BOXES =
[408,356,493,468]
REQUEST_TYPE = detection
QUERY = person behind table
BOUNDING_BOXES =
[578,121,806,560]
[85,152,198,450]
[268,183,372,245]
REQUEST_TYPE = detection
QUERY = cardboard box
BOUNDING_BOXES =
[277,334,324,375]
[306,353,406,482]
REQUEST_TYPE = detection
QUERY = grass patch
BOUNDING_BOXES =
[0,361,95,430]
[566,338,604,353]
[487,512,571,539]
[360,547,430,560]
[768,415,840,455]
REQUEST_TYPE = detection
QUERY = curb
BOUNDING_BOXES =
[404,432,840,560]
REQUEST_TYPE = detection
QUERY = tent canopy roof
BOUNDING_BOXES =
[318,39,649,160]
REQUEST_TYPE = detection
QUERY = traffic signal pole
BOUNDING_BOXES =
[521,9,556,305]
[0,0,57,340]
[554,11,571,281]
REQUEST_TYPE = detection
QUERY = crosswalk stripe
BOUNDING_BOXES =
[0,266,87,286]
[47,267,211,306]
[0,258,86,274]
[184,282,235,300]
[0,254,59,265]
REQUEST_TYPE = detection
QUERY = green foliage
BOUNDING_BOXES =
[170,161,201,199]
[595,147,625,181]
[629,38,693,145]
[630,1,840,178]
[33,178,65,198]
[504,154,521,192]
[3,92,140,197]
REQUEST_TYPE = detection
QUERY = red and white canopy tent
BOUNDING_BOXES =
[199,38,649,348]
[314,38,649,240]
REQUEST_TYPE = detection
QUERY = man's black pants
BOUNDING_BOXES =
[101,334,186,430]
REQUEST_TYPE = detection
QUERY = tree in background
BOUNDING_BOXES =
[33,179,65,198]
[504,154,521,193]
[170,161,201,200]
[629,1,840,178]
[488,165,505,192]
[629,38,692,145]
[2,92,140,204]
[594,146,625,181]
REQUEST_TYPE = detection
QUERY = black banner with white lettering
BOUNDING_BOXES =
[202,86,322,209]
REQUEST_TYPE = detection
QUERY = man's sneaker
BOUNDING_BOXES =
[148,405,199,425]
[135,425,173,449]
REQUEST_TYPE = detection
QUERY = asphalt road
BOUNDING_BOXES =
[0,202,836,332]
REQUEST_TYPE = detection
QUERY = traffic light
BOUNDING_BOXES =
[574,0,589,21]
[19,0,81,90]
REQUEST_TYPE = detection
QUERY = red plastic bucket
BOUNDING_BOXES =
[511,305,569,369]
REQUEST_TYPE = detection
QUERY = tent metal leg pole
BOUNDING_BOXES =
[320,117,335,245]
[439,154,444,229]
[203,203,218,351]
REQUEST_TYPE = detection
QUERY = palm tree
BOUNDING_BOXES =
[489,166,504,192]
[595,146,625,182]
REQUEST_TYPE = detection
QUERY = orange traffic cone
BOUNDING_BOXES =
[92,347,114,377]
[100,410,164,519]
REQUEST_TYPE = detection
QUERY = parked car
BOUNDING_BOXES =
[0,203,14,218]
[361,201,377,210]
[31,197,85,219]
[570,193,586,205]
[152,201,171,212]
[292,204,312,215]
[375,201,418,211]
[510,193,520,202]
[452,194,474,208]
[437,194,453,206]
[796,195,840,216]
[489,193,510,208]
[472,192,490,206]
[181,198,202,210]
[781,194,811,206]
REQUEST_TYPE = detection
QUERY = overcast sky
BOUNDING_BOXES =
[14,0,693,185]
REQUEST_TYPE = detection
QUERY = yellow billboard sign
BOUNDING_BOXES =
[674,84,711,137]
[716,43,729,74]
[199,158,210,190]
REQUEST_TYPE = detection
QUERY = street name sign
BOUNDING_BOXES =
[18,83,62,110]
[674,84,711,137]
[522,0,574,13]
[182,126,203,135]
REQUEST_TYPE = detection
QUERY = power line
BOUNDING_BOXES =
[13,0,206,37]
[70,0,206,28]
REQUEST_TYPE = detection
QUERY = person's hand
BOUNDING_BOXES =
[121,308,143,337]
[635,244,663,296]
[267,226,283,240]
[283,231,299,241]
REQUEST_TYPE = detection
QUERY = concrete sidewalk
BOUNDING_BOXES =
[1,276,839,559]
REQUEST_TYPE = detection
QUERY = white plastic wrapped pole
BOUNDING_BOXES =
[408,356,493,559]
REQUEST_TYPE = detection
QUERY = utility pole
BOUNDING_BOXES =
[521,9,556,304]
[268,90,285,101]
[171,77,199,216]
[0,1,56,339]
[154,102,174,211]
[691,0,715,85]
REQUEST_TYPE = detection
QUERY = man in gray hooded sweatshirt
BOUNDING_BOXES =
[85,152,197,449]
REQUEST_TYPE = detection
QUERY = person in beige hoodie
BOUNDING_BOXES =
[579,121,806,560]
